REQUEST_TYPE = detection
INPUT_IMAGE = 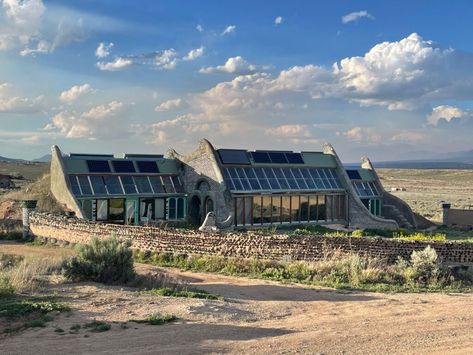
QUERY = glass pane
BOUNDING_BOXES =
[309,195,318,221]
[126,201,135,225]
[140,198,154,220]
[172,176,185,193]
[109,199,125,221]
[68,175,81,195]
[78,176,92,195]
[82,200,92,220]
[134,176,152,193]
[155,198,165,219]
[149,176,164,193]
[326,195,334,221]
[318,195,326,221]
[291,196,300,223]
[248,178,261,190]
[90,176,107,195]
[161,176,175,193]
[271,196,281,223]
[104,176,123,195]
[177,198,184,219]
[300,196,309,222]
[240,178,251,190]
[252,196,262,224]
[262,196,272,224]
[244,197,252,225]
[235,197,244,225]
[236,168,247,179]
[245,168,257,179]
[168,198,176,219]
[97,199,108,220]
[281,196,291,223]
[120,176,137,194]
[228,168,238,178]
[232,178,244,191]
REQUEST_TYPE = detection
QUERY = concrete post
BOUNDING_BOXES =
[20,200,37,238]
[442,203,451,226]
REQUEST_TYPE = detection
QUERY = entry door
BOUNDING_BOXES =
[126,199,138,225]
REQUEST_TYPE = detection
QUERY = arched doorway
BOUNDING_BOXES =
[189,195,202,225]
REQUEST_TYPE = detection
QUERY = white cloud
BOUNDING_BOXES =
[196,24,203,32]
[274,16,283,25]
[155,98,186,112]
[340,127,382,145]
[59,84,93,103]
[95,42,113,58]
[427,105,472,125]
[221,25,236,36]
[0,83,43,114]
[154,49,178,69]
[45,101,125,138]
[199,56,258,74]
[266,124,310,137]
[96,57,133,71]
[341,10,375,24]
[19,39,49,56]
[0,0,45,52]
[391,131,425,143]
[183,46,204,61]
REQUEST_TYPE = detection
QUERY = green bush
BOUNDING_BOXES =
[63,237,135,284]
[406,246,441,287]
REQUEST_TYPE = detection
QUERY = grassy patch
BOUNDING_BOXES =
[130,314,177,326]
[144,287,222,300]
[83,320,111,332]
[133,248,473,293]
[0,298,70,318]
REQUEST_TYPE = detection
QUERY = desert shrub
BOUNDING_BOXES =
[131,314,177,326]
[83,320,111,332]
[405,246,441,287]
[284,261,313,281]
[63,236,135,284]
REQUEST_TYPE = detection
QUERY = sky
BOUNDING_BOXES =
[2,0,473,162]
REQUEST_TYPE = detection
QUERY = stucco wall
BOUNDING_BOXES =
[30,212,473,264]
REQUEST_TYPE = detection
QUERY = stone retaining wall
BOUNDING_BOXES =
[29,212,473,264]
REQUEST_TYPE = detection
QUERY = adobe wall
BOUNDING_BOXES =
[445,209,473,229]
[29,212,473,264]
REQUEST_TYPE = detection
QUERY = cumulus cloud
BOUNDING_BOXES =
[199,56,259,74]
[274,16,283,25]
[221,25,236,36]
[96,57,133,71]
[0,83,43,114]
[341,10,375,24]
[196,24,203,32]
[153,49,178,69]
[427,105,472,125]
[183,46,204,61]
[59,84,93,103]
[155,98,186,112]
[339,127,382,145]
[95,42,113,58]
[45,101,125,138]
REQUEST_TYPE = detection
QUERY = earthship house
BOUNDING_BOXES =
[50,139,417,230]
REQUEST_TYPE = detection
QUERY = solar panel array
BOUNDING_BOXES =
[222,167,343,192]
[345,169,362,180]
[85,159,160,174]
[352,181,379,197]
[68,174,185,197]
[218,149,306,165]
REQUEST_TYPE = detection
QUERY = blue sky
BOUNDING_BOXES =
[2,0,473,161]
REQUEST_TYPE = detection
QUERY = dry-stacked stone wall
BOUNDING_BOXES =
[29,212,473,264]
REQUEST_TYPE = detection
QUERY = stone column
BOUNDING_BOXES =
[441,203,451,226]
[20,200,37,238]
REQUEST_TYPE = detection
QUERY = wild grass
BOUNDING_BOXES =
[130,314,178,326]
[144,287,222,300]
[134,248,473,293]
[83,320,111,332]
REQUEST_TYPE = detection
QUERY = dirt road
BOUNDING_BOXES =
[1,243,473,354]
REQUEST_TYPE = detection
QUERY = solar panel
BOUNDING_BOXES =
[346,169,362,180]
[136,161,159,173]
[112,160,136,173]
[268,152,288,164]
[218,149,251,165]
[87,160,111,173]
[223,167,344,193]
[250,151,271,163]
[285,153,304,164]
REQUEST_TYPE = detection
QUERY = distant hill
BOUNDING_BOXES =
[33,154,51,162]
[0,156,25,163]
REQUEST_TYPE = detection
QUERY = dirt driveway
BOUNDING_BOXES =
[1,242,473,354]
